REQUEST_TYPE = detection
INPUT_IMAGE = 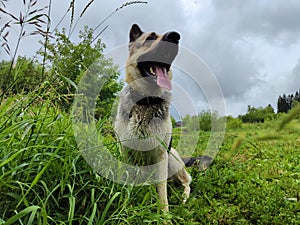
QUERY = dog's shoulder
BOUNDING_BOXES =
[116,85,134,119]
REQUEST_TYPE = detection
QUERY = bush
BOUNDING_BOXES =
[226,116,243,130]
[41,27,123,114]
[0,57,44,95]
[239,105,275,123]
[182,111,223,132]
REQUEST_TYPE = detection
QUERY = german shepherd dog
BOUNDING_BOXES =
[114,24,191,211]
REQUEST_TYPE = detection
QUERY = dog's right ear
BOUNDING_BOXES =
[129,24,143,43]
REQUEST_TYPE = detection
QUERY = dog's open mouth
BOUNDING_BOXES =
[137,62,172,90]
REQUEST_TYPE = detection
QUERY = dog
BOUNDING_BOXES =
[114,24,192,212]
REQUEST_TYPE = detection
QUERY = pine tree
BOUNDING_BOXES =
[295,91,300,102]
[287,94,294,109]
[277,89,300,113]
[277,94,290,113]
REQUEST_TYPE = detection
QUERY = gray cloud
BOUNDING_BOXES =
[91,0,300,114]
[212,0,300,45]
[289,59,300,91]
[178,0,300,110]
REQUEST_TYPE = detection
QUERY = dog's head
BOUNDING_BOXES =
[126,24,180,96]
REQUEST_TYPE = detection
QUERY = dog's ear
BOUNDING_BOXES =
[129,24,143,42]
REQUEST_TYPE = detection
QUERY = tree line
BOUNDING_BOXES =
[277,89,300,113]
[239,89,300,123]
[178,88,300,130]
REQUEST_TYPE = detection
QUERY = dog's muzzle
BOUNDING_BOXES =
[137,31,180,90]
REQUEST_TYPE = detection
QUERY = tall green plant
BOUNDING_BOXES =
[0,57,44,94]
[0,0,50,99]
[40,26,122,115]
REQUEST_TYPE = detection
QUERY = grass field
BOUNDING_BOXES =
[0,95,299,224]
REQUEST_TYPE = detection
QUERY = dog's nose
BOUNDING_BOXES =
[163,32,180,44]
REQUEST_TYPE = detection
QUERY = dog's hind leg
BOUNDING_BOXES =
[174,167,191,203]
[168,148,192,203]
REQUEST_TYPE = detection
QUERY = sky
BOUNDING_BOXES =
[1,0,300,117]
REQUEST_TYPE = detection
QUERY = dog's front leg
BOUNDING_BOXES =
[157,181,168,212]
[156,152,169,212]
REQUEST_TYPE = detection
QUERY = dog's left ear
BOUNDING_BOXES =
[129,24,143,42]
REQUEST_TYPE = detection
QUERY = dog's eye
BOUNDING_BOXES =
[146,33,157,41]
[146,36,155,41]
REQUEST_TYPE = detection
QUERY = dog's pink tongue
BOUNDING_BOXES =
[155,67,172,90]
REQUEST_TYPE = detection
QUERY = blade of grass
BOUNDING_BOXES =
[99,192,120,225]
[3,206,40,225]
[16,143,64,208]
[87,203,97,225]
[0,148,27,168]
[68,196,75,224]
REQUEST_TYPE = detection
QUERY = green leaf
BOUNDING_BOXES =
[61,75,78,92]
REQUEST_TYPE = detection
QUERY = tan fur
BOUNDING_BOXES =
[115,25,191,212]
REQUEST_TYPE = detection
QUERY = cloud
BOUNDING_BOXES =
[74,0,187,47]
[212,0,300,45]
[289,59,300,91]
[95,0,300,114]
[178,4,262,99]
[176,0,300,109]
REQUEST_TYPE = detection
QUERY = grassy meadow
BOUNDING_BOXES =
[0,94,299,225]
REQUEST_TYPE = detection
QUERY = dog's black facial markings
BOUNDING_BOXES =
[163,31,180,44]
[130,87,165,106]
[137,31,180,82]
[136,96,164,106]
[145,32,157,41]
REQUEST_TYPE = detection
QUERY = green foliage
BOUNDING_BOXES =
[226,116,243,130]
[199,111,213,132]
[40,27,122,115]
[171,116,176,128]
[183,114,200,131]
[239,104,275,123]
[182,111,224,132]
[278,104,300,131]
[0,57,44,95]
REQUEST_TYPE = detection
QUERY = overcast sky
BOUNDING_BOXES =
[1,0,300,117]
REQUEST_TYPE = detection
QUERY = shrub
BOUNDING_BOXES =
[226,116,243,130]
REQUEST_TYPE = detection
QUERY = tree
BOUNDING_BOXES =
[295,91,300,102]
[277,89,300,113]
[171,116,176,128]
[239,105,275,123]
[265,104,275,119]
[277,94,290,113]
[41,26,122,116]
[0,57,44,95]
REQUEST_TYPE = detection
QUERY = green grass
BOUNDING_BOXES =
[0,95,299,224]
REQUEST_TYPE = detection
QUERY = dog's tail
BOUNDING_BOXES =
[182,156,213,171]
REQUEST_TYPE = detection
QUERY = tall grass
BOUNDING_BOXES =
[0,93,166,224]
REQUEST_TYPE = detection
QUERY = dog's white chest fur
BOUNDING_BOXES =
[115,86,172,152]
